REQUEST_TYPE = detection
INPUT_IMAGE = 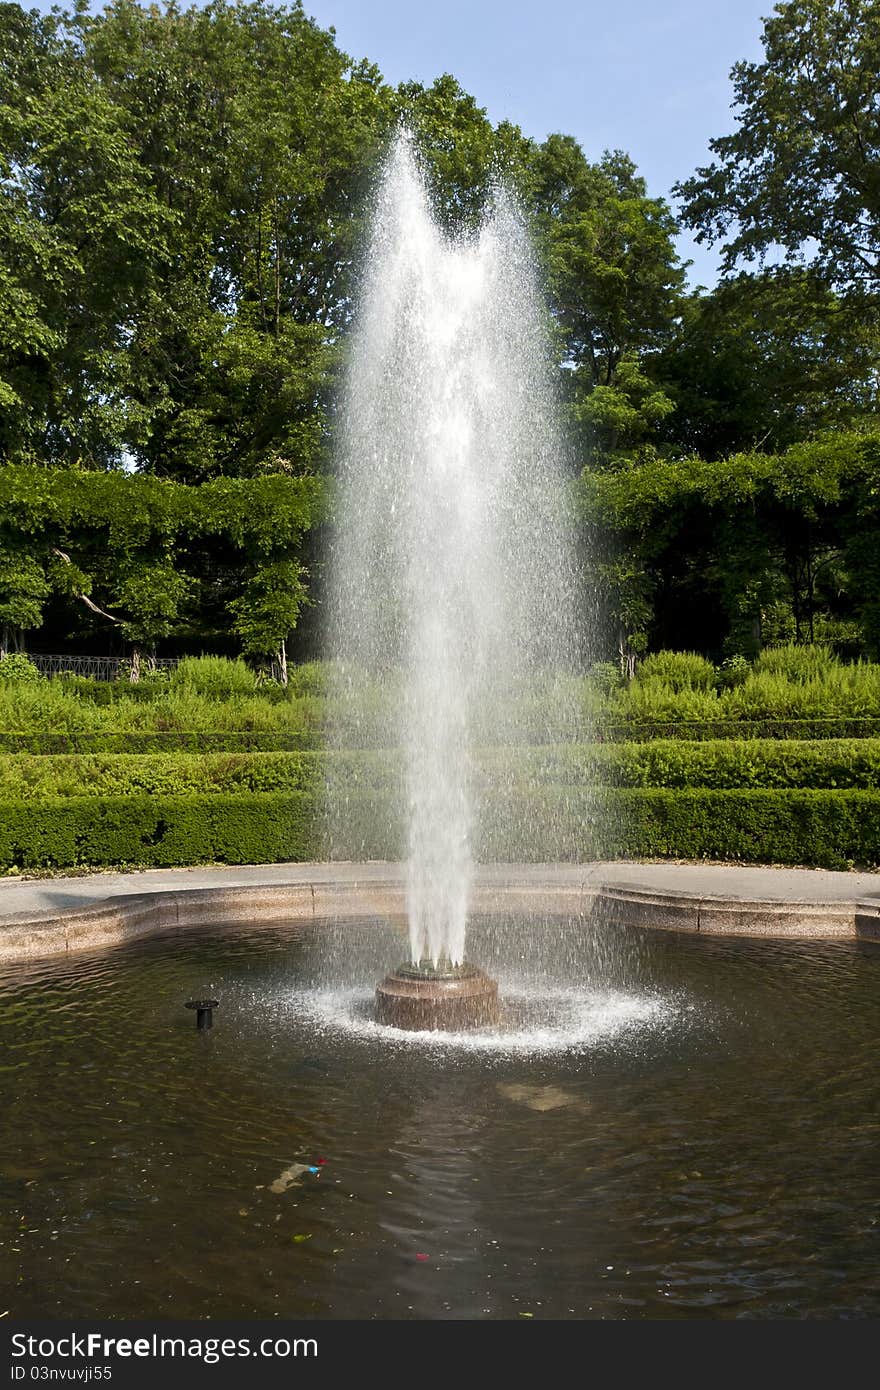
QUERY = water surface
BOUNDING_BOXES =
[1,917,878,1320]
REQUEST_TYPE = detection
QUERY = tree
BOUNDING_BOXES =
[0,545,49,656]
[0,1,174,465]
[228,559,309,683]
[81,0,394,479]
[676,0,880,298]
[395,74,530,232]
[582,432,880,660]
[528,136,685,464]
[0,464,323,662]
[655,269,880,459]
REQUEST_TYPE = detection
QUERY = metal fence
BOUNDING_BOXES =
[29,653,181,681]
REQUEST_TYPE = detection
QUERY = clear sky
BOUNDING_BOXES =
[302,0,771,288]
[30,0,773,287]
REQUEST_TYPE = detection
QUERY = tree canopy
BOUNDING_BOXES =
[1,0,879,667]
[676,0,880,299]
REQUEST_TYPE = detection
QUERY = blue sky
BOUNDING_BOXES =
[32,0,772,286]
[302,0,771,288]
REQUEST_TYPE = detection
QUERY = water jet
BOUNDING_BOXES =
[328,133,580,1030]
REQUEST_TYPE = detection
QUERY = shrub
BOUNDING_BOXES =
[588,661,624,695]
[0,792,320,869]
[287,660,331,698]
[170,655,257,700]
[1,787,877,870]
[754,643,837,682]
[0,653,43,684]
[615,680,722,723]
[0,731,323,753]
[636,651,716,691]
[716,654,750,689]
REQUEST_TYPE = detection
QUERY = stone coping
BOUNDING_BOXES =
[0,861,878,962]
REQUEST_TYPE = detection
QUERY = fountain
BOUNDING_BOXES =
[328,133,580,1030]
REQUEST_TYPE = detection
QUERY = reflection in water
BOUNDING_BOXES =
[1,916,879,1320]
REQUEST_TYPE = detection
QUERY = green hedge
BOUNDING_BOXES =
[596,718,880,741]
[0,731,324,754]
[5,718,880,755]
[494,739,880,789]
[0,792,321,870]
[4,739,880,799]
[2,787,879,870]
[0,750,399,798]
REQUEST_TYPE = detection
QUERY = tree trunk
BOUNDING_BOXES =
[1,624,23,657]
[617,630,637,682]
[129,645,141,684]
[277,636,288,688]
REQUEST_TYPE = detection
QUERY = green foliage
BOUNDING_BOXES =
[0,464,323,654]
[753,643,837,682]
[654,271,880,459]
[528,136,685,462]
[676,0,880,298]
[582,430,880,660]
[588,662,624,695]
[395,75,530,231]
[0,731,322,753]
[636,651,716,691]
[0,653,42,684]
[0,545,50,638]
[228,561,308,658]
[170,656,258,700]
[287,660,331,698]
[113,560,195,646]
[0,785,876,870]
[600,788,880,869]
[0,792,320,869]
[0,750,324,798]
[717,655,751,689]
[5,738,880,801]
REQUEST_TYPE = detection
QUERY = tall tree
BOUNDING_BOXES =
[528,135,685,465]
[655,269,880,459]
[676,0,880,299]
[0,1,173,464]
[82,0,394,479]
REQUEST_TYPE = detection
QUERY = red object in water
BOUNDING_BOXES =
[415,1253,429,1262]
[317,1157,328,1165]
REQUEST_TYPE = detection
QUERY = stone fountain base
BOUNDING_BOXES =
[375,960,499,1032]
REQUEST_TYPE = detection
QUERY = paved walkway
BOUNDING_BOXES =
[1,859,878,925]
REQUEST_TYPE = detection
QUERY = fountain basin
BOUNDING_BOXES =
[375,960,499,1031]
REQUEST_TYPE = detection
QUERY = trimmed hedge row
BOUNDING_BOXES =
[500,739,880,789]
[1,788,879,870]
[0,793,321,870]
[5,739,880,798]
[5,718,880,755]
[597,718,880,741]
[0,731,324,754]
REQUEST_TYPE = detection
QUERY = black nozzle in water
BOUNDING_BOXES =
[186,999,218,1031]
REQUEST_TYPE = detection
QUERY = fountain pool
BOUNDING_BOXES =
[2,913,879,1320]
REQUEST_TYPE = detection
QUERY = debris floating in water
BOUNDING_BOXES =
[268,1162,322,1194]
